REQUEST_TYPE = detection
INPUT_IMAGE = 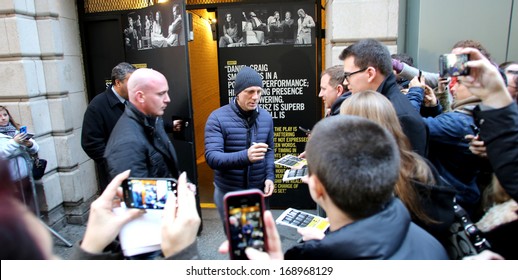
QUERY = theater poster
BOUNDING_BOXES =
[121,0,197,186]
[218,1,320,208]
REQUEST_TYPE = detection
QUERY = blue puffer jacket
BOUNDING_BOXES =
[205,99,274,193]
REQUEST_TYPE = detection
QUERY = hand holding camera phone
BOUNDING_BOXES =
[439,53,470,77]
[18,126,34,140]
[121,178,177,209]
[224,189,267,260]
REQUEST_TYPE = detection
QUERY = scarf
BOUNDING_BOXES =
[452,96,482,115]
[0,123,17,137]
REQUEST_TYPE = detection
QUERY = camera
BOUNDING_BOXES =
[121,178,177,209]
[453,203,491,253]
[439,53,470,77]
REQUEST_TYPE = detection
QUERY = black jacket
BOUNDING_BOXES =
[105,103,179,180]
[81,87,126,162]
[474,102,518,201]
[377,73,429,157]
[284,198,448,260]
[329,92,352,116]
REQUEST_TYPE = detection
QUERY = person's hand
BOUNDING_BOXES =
[465,134,487,157]
[247,142,269,163]
[409,76,424,89]
[423,85,438,107]
[298,151,306,159]
[454,48,512,109]
[218,210,284,260]
[437,77,450,93]
[297,226,325,241]
[13,133,32,147]
[172,120,183,132]
[463,250,505,260]
[81,170,145,254]
[263,179,274,197]
[161,172,201,258]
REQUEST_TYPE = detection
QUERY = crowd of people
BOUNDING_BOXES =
[1,36,517,260]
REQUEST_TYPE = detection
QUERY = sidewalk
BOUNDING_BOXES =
[52,207,309,260]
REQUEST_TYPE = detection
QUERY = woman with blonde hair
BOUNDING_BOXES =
[340,90,455,246]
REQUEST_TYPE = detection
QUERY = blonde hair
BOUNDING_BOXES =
[340,90,436,224]
[482,174,512,211]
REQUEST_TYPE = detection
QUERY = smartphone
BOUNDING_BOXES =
[224,189,267,260]
[439,53,470,77]
[121,178,177,209]
[20,126,27,134]
[23,133,34,140]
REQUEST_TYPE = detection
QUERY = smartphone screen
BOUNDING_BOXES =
[224,189,266,260]
[20,126,27,134]
[121,178,177,209]
[439,53,470,77]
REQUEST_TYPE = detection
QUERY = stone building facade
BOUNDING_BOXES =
[0,0,399,228]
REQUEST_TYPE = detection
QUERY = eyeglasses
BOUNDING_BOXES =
[343,68,367,83]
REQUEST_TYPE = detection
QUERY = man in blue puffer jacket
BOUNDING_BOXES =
[205,66,275,222]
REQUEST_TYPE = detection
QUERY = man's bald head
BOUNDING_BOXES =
[127,68,170,116]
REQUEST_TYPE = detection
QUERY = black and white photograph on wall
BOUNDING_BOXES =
[123,1,186,51]
[218,2,316,47]
[295,8,315,45]
[218,12,244,47]
[217,1,318,208]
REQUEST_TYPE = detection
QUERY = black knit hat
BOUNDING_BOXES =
[234,66,263,95]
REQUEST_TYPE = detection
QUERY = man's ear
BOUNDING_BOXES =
[309,174,326,199]
[114,79,123,88]
[366,66,377,83]
[135,90,145,103]
[336,84,345,95]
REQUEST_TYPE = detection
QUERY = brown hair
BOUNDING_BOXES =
[0,159,46,259]
[452,40,492,62]
[340,90,436,224]
[482,175,513,212]
[0,105,21,130]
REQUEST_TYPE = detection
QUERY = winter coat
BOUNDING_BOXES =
[205,99,274,193]
[284,198,448,260]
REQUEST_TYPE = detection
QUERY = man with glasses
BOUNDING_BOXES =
[105,68,180,183]
[339,39,428,157]
[205,66,275,225]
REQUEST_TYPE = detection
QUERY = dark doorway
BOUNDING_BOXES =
[82,16,125,101]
